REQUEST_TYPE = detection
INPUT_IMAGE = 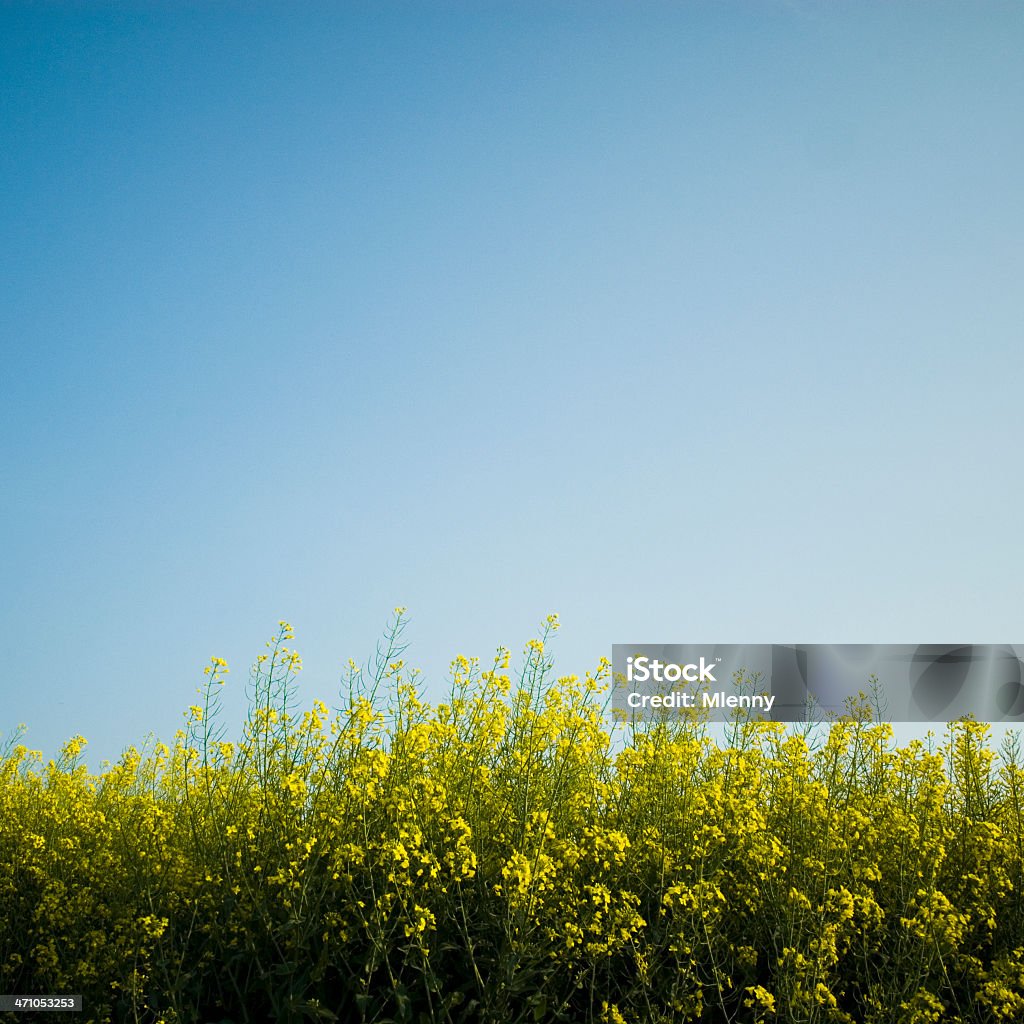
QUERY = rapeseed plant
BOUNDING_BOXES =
[2,613,1024,1023]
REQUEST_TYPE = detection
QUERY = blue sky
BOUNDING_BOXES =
[2,2,1022,767]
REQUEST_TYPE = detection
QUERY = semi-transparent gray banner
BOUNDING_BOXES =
[611,644,1024,723]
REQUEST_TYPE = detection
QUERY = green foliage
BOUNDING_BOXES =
[2,614,1024,1023]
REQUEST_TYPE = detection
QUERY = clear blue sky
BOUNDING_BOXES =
[2,2,1022,768]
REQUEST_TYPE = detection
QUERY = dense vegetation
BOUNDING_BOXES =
[3,614,1024,1023]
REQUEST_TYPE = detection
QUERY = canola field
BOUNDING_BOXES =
[2,614,1024,1024]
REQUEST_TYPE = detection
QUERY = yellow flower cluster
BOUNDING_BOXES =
[3,614,1024,1024]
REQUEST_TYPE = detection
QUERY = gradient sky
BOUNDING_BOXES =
[2,2,1022,768]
